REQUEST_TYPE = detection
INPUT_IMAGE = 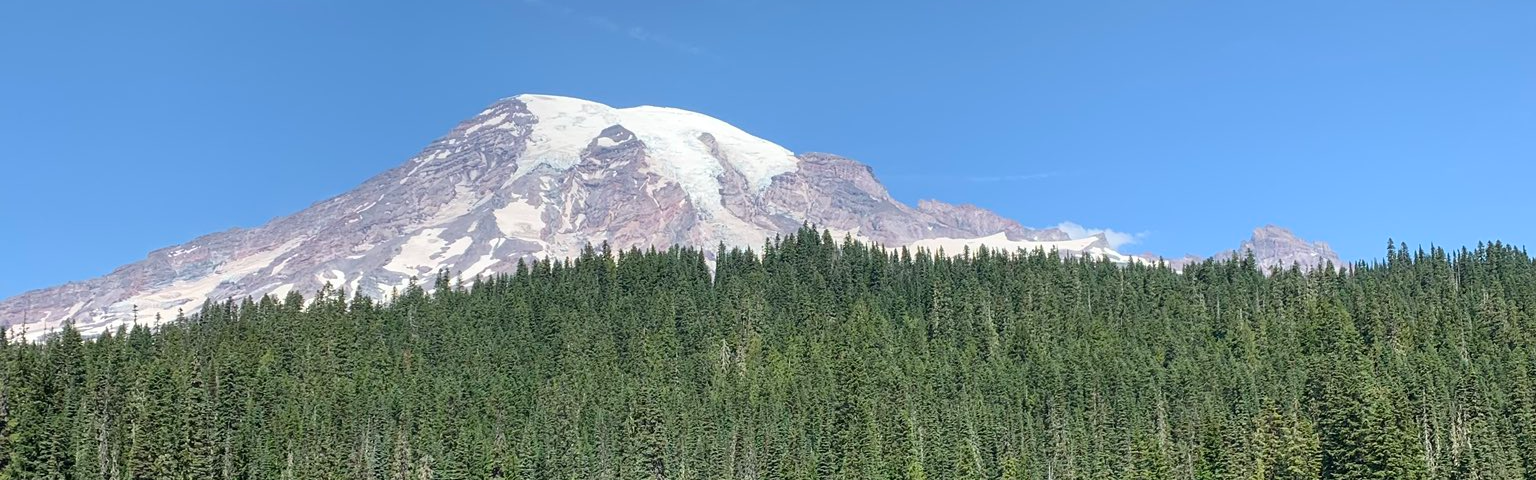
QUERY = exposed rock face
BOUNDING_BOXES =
[1158,225,1343,272]
[913,200,1071,242]
[0,94,1142,339]
[1223,225,1343,272]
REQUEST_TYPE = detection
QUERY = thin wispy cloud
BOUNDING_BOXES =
[520,0,710,57]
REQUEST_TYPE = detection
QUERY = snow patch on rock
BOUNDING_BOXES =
[493,198,546,237]
[464,113,507,135]
[103,237,308,335]
[384,228,473,276]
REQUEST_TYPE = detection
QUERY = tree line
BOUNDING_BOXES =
[3,226,1534,479]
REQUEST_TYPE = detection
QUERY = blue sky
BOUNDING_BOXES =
[2,0,1533,298]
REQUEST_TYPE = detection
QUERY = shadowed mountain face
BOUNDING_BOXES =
[3,94,1141,339]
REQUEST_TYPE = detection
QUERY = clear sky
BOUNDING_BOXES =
[2,1,1533,299]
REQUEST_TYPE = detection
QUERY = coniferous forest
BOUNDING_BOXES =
[4,227,1535,480]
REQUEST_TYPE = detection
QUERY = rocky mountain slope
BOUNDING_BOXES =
[3,94,1158,339]
[1155,225,1344,272]
[1218,225,1343,271]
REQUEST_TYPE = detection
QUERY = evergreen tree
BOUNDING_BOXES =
[1,231,1532,479]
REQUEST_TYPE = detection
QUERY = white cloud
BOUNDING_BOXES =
[1055,221,1146,249]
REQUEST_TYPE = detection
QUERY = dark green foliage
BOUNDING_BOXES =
[2,229,1534,480]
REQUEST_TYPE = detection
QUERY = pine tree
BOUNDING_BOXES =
[1251,405,1320,480]
[1,232,1533,479]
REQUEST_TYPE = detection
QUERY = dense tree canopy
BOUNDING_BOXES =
[3,227,1534,479]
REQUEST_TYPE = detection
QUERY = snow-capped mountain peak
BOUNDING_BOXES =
[1,95,1324,340]
[492,94,799,195]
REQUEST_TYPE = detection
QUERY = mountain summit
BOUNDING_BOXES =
[1218,225,1343,271]
[4,94,1150,339]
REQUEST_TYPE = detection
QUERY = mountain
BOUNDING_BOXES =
[3,94,1152,339]
[1217,225,1344,271]
[1155,225,1343,272]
